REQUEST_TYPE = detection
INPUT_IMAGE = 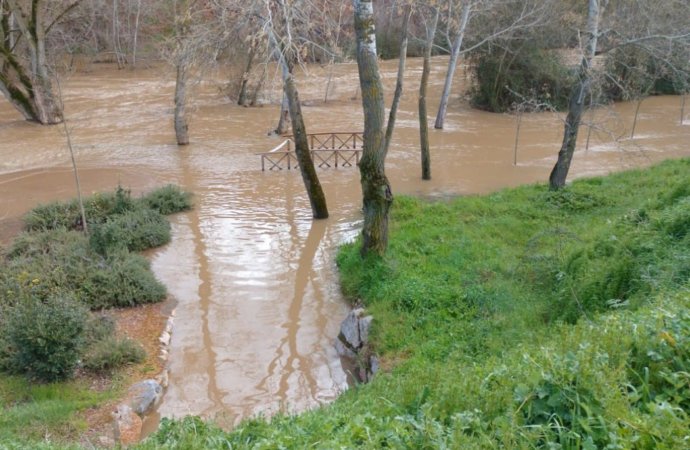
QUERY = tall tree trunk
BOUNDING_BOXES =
[549,0,607,190]
[283,65,329,219]
[173,0,190,145]
[434,3,470,130]
[265,13,328,219]
[354,0,392,257]
[383,4,411,154]
[419,9,439,181]
[237,46,255,106]
[274,92,291,135]
[131,0,141,69]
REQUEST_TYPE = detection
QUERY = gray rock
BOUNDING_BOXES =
[128,380,162,416]
[334,337,356,359]
[369,355,379,375]
[340,308,364,349]
[359,315,373,344]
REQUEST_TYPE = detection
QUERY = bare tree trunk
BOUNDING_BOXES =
[631,97,643,138]
[434,3,470,130]
[514,105,523,165]
[355,0,392,257]
[383,4,411,154]
[274,92,291,135]
[549,0,607,190]
[324,58,334,103]
[174,0,190,146]
[251,65,266,106]
[56,75,87,234]
[419,9,439,181]
[1,0,63,124]
[237,46,255,106]
[283,66,329,219]
[681,92,686,125]
[265,10,328,219]
[131,0,141,69]
[112,0,124,69]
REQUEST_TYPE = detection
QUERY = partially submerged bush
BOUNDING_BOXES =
[4,295,88,382]
[90,208,171,254]
[23,185,136,232]
[141,184,193,215]
[83,337,146,373]
[23,184,191,232]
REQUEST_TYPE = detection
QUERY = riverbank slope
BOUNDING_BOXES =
[136,158,690,449]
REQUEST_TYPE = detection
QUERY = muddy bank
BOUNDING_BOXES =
[2,56,690,433]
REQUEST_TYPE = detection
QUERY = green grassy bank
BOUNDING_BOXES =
[6,159,690,449]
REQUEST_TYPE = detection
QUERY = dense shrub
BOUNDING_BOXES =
[0,230,167,310]
[3,295,88,382]
[23,185,136,232]
[141,184,193,215]
[90,208,171,254]
[23,184,191,232]
[83,337,146,373]
[468,46,575,113]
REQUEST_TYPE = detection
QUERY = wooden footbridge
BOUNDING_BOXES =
[258,132,363,171]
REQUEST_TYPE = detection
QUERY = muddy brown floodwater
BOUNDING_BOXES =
[1,56,689,437]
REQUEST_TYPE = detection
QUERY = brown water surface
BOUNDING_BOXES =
[1,57,689,433]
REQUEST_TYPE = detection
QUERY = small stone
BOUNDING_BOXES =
[359,316,373,344]
[159,331,171,346]
[155,370,169,389]
[340,308,364,349]
[112,403,142,445]
[158,349,168,362]
[164,319,173,335]
[128,380,163,416]
[170,309,176,317]
[369,355,379,375]
[334,337,356,359]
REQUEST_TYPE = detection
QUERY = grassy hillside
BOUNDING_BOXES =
[5,160,690,449]
[138,159,690,449]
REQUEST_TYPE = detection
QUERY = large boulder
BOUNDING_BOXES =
[128,380,163,416]
[340,308,364,349]
[359,315,373,344]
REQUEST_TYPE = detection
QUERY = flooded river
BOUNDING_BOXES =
[1,56,689,433]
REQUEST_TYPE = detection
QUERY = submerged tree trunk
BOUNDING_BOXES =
[383,4,411,154]
[173,0,190,146]
[265,13,328,219]
[549,0,607,190]
[274,92,291,135]
[354,0,392,256]
[283,66,329,219]
[419,9,439,181]
[434,3,470,130]
[0,0,64,124]
[237,46,255,106]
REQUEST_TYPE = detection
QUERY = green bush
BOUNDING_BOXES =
[23,185,136,232]
[0,230,167,310]
[141,184,193,215]
[4,295,88,382]
[89,208,171,254]
[83,337,146,373]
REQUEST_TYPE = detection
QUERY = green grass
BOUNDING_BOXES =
[0,376,122,446]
